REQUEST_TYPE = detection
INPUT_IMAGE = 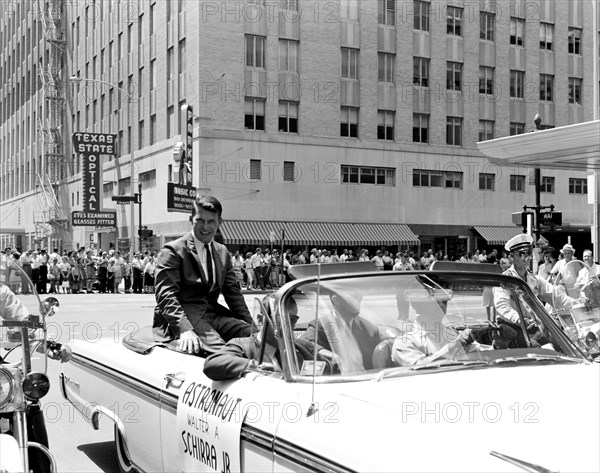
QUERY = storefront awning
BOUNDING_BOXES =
[473,226,524,246]
[220,220,420,247]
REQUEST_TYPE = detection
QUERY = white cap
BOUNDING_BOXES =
[505,234,534,252]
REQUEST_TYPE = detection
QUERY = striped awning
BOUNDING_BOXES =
[473,226,524,245]
[220,220,419,246]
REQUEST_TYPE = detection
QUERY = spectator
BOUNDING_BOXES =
[131,253,144,293]
[143,255,156,294]
[58,256,71,294]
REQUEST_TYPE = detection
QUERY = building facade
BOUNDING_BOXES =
[1,0,598,258]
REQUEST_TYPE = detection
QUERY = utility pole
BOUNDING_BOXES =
[533,113,542,246]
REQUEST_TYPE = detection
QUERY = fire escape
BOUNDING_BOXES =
[34,0,68,243]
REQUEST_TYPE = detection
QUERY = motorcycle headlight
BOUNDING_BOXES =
[0,368,16,408]
[22,372,50,400]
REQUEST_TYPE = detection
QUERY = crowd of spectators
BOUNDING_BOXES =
[3,243,596,295]
[1,246,158,295]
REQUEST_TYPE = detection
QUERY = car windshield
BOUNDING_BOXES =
[281,271,587,380]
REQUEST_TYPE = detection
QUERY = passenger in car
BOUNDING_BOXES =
[153,195,254,355]
[298,291,381,374]
[203,296,311,380]
[391,292,478,366]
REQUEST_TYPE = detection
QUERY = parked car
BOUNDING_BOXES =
[60,262,600,473]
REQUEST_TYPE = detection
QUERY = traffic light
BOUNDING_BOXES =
[138,226,153,238]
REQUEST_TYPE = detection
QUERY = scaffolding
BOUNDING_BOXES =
[34,0,68,246]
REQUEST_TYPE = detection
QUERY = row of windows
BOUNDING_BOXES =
[242,160,590,196]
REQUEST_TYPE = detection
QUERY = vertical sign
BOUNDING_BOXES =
[72,133,117,212]
[180,104,193,186]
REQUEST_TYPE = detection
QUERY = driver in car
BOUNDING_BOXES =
[392,288,481,366]
[1,284,72,473]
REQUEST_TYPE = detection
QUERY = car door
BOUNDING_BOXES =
[159,352,292,473]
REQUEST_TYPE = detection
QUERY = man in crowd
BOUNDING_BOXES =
[153,195,254,355]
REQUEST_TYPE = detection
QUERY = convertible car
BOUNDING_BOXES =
[60,262,600,473]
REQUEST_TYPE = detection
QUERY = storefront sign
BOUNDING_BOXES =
[72,132,117,212]
[167,182,196,213]
[71,211,117,227]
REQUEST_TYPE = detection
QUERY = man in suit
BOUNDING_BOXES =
[299,290,381,373]
[153,195,254,355]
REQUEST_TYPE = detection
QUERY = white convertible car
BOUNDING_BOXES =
[61,262,600,473]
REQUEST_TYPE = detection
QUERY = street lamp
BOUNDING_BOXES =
[69,74,138,252]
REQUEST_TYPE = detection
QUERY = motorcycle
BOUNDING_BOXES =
[552,259,600,359]
[0,256,61,473]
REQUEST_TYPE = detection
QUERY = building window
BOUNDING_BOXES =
[245,98,265,130]
[510,122,525,135]
[378,0,395,26]
[447,6,462,36]
[249,159,261,180]
[446,62,462,91]
[414,0,429,31]
[540,23,553,50]
[540,176,555,194]
[480,12,495,41]
[377,110,395,141]
[118,177,131,195]
[283,161,296,182]
[278,101,298,133]
[279,39,298,73]
[245,35,265,68]
[478,120,494,141]
[150,114,157,145]
[341,107,359,138]
[413,57,429,87]
[446,117,462,146]
[341,48,359,79]
[139,169,157,190]
[138,120,144,149]
[280,0,298,10]
[569,178,587,194]
[510,70,524,98]
[340,0,359,20]
[342,165,395,186]
[479,173,495,191]
[103,182,114,199]
[413,114,429,143]
[510,175,526,192]
[167,105,175,138]
[569,78,582,104]
[413,170,463,189]
[378,53,395,82]
[540,75,553,102]
[510,17,524,46]
[568,28,581,55]
[479,67,494,95]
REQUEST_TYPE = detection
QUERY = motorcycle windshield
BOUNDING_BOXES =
[0,253,53,375]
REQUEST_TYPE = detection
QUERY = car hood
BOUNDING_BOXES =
[282,363,600,473]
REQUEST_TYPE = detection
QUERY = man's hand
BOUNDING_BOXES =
[318,349,342,373]
[178,330,203,354]
[48,344,72,363]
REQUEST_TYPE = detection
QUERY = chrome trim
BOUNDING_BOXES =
[240,425,355,473]
[241,424,273,451]
[0,367,15,408]
[161,390,179,414]
[490,450,556,473]
[28,442,57,473]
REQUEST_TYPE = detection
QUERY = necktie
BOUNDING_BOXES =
[204,243,213,288]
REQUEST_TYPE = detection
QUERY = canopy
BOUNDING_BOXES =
[219,220,419,247]
[477,120,600,171]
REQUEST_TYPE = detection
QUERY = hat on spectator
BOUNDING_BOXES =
[505,234,534,252]
[560,243,575,254]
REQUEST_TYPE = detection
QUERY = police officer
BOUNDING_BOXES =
[494,234,576,325]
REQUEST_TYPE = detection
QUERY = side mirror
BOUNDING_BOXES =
[41,297,60,317]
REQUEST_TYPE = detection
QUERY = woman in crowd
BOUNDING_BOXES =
[143,255,156,294]
[84,250,97,293]
[58,255,71,294]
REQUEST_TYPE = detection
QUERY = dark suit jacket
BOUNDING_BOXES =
[153,232,252,342]
[300,315,381,370]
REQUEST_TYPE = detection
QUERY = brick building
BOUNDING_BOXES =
[1,0,598,257]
